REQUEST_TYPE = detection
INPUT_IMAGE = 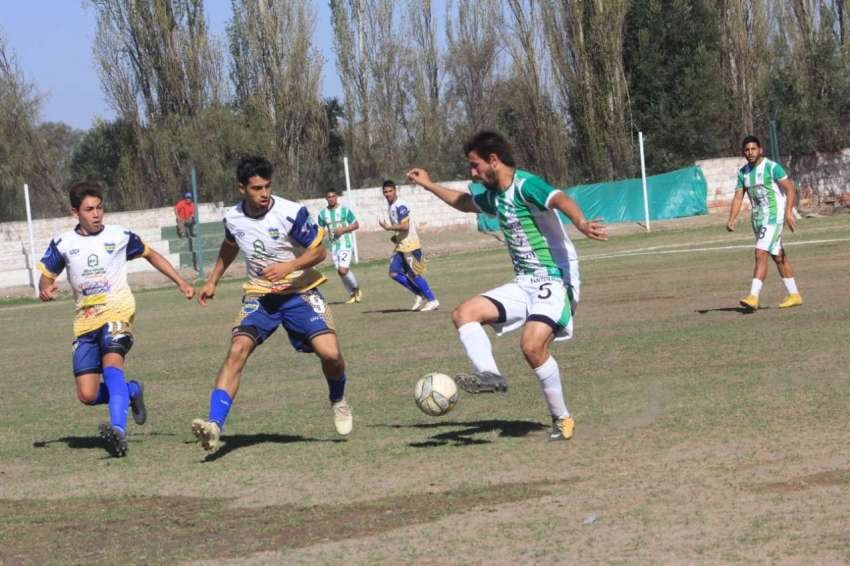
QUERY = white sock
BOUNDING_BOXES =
[750,278,763,297]
[342,271,358,293]
[339,274,353,294]
[534,356,569,418]
[457,322,500,375]
[783,277,798,294]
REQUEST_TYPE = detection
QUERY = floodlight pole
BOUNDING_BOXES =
[639,131,651,232]
[23,184,38,297]
[343,156,359,263]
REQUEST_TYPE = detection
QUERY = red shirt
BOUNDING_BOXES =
[175,199,195,220]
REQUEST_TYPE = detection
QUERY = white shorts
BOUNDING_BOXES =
[753,223,783,255]
[481,276,580,342]
[332,248,353,269]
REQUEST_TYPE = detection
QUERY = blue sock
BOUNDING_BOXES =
[87,383,110,405]
[102,366,129,433]
[413,276,436,301]
[127,380,141,400]
[391,273,422,295]
[208,388,233,428]
[327,374,347,403]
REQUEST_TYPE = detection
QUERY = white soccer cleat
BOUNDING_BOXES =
[191,419,222,452]
[332,399,353,435]
[410,295,426,311]
[420,300,440,312]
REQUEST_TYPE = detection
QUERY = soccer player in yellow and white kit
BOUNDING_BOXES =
[191,157,353,453]
[38,181,195,457]
[726,135,803,310]
[407,131,607,441]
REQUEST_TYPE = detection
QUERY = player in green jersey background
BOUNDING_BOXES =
[318,190,362,304]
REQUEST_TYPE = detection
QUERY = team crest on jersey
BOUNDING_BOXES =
[268,228,280,240]
[104,242,116,254]
[87,254,99,267]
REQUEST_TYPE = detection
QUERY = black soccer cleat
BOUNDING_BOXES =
[129,380,147,425]
[453,371,508,394]
[99,423,128,457]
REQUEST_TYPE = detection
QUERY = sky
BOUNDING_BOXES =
[0,0,342,131]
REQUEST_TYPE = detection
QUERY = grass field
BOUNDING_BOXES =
[1,216,849,564]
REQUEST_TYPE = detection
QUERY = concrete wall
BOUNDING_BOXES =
[697,148,850,212]
[0,182,476,290]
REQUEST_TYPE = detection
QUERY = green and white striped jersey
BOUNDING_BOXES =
[736,158,789,226]
[471,169,579,287]
[317,205,357,252]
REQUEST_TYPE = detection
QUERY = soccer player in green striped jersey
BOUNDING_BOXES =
[406,131,607,441]
[726,135,802,310]
[317,190,362,303]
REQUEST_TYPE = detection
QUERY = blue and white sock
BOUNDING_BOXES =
[208,388,232,429]
[327,373,347,403]
[413,276,435,301]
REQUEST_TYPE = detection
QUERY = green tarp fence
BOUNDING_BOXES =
[475,165,708,232]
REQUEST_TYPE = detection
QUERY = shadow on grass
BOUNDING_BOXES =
[197,433,345,462]
[361,308,414,314]
[375,419,547,447]
[695,306,762,315]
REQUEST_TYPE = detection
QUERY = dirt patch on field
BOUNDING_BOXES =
[0,477,582,564]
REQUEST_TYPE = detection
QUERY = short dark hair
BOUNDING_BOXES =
[742,135,761,148]
[325,189,338,195]
[237,156,274,185]
[382,180,396,188]
[69,181,105,209]
[463,130,516,167]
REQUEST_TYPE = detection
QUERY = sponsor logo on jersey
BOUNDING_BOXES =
[104,242,116,254]
[253,240,266,252]
[69,248,79,256]
[268,228,280,240]
[87,254,99,267]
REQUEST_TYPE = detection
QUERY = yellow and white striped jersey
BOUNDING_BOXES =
[388,198,421,252]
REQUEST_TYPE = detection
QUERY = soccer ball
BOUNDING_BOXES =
[414,372,459,416]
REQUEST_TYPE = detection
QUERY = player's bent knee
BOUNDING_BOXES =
[520,340,547,366]
[338,267,349,276]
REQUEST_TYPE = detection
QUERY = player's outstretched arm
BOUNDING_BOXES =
[38,274,59,302]
[145,249,195,299]
[778,178,797,233]
[406,168,477,213]
[726,190,745,232]
[550,192,607,241]
[261,242,327,282]
[199,239,239,306]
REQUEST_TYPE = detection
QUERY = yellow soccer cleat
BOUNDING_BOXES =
[778,293,803,309]
[549,415,575,441]
[739,294,759,311]
[354,288,363,303]
[191,419,222,452]
[345,294,357,304]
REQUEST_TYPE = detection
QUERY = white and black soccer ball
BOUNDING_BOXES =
[414,372,459,416]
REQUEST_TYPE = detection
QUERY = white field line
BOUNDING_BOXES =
[583,237,850,262]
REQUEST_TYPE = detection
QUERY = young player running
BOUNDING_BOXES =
[727,135,802,310]
[191,157,353,453]
[38,181,195,457]
[406,131,607,441]
[317,190,362,303]
[379,180,439,311]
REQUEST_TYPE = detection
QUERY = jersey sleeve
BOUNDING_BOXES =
[317,211,327,228]
[223,219,236,242]
[469,183,497,215]
[520,176,559,210]
[772,162,788,180]
[289,206,323,248]
[38,239,65,279]
[395,204,410,221]
[735,169,745,190]
[126,231,150,260]
[345,208,356,223]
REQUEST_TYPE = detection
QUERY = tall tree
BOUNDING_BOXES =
[542,0,633,182]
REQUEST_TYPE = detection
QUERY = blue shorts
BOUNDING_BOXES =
[389,249,426,276]
[232,289,335,353]
[72,322,134,377]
